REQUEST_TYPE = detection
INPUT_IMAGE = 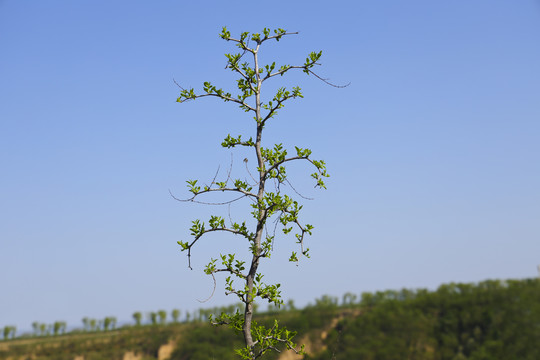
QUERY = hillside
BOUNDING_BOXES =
[1,278,538,360]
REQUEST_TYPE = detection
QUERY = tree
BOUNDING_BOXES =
[89,318,97,332]
[342,292,358,306]
[103,317,112,331]
[148,312,157,326]
[3,326,16,340]
[39,323,47,336]
[31,322,39,336]
[110,316,117,330]
[286,299,296,311]
[175,27,342,359]
[157,310,167,325]
[82,317,89,331]
[53,321,65,336]
[171,309,180,323]
[133,312,142,326]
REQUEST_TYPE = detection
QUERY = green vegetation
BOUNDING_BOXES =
[1,279,538,360]
[311,278,540,360]
[174,27,341,360]
[1,326,15,341]
[0,326,174,360]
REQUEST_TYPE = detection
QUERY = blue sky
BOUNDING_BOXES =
[1,1,539,333]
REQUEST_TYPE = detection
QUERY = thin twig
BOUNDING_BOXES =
[285,178,314,200]
[172,78,186,91]
[209,165,221,187]
[226,153,234,183]
[244,157,258,184]
[308,69,351,88]
[197,272,217,303]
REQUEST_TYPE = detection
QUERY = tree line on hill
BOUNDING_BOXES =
[0,298,299,340]
[169,278,540,360]
[309,278,540,360]
[2,278,539,360]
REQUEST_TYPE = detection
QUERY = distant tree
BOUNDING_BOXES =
[185,312,191,323]
[89,318,97,332]
[286,299,296,311]
[197,309,206,322]
[157,310,167,325]
[103,317,112,331]
[53,321,63,336]
[315,295,338,308]
[360,292,375,307]
[342,292,357,306]
[3,326,16,340]
[31,322,39,336]
[110,316,117,330]
[132,312,142,326]
[3,326,9,340]
[149,312,157,326]
[171,309,180,323]
[39,323,47,336]
[82,317,89,331]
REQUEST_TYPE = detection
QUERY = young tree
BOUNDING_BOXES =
[175,27,342,359]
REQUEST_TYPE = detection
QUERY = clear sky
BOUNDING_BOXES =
[1,1,539,333]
